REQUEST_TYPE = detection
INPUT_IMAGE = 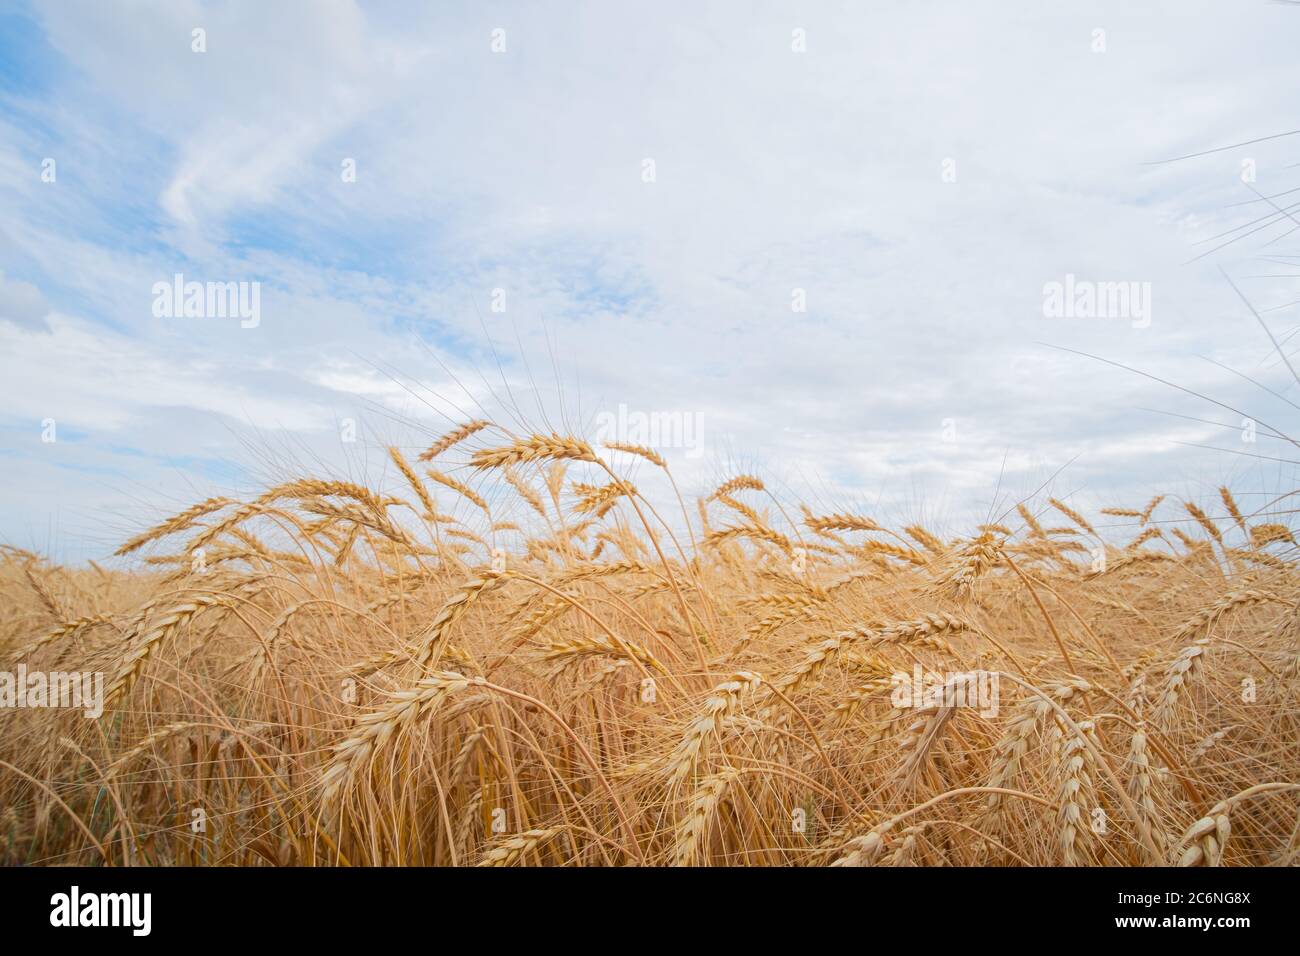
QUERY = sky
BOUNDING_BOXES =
[1,0,1298,563]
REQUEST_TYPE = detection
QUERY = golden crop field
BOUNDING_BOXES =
[1,427,1296,866]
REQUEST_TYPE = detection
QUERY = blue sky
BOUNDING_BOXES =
[1,0,1298,562]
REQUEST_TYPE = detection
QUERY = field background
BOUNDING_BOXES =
[2,428,1297,866]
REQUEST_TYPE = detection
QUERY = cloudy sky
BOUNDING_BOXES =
[1,0,1298,562]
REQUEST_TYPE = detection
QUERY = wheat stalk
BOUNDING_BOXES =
[419,420,491,462]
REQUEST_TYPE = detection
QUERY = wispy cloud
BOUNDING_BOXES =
[1,0,1298,559]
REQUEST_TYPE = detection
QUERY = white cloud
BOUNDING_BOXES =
[2,0,1298,558]
[0,270,50,329]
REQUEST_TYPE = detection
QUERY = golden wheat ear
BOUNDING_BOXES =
[471,434,597,469]
[418,420,491,462]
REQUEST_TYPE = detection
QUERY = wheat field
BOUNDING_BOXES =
[1,426,1297,867]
